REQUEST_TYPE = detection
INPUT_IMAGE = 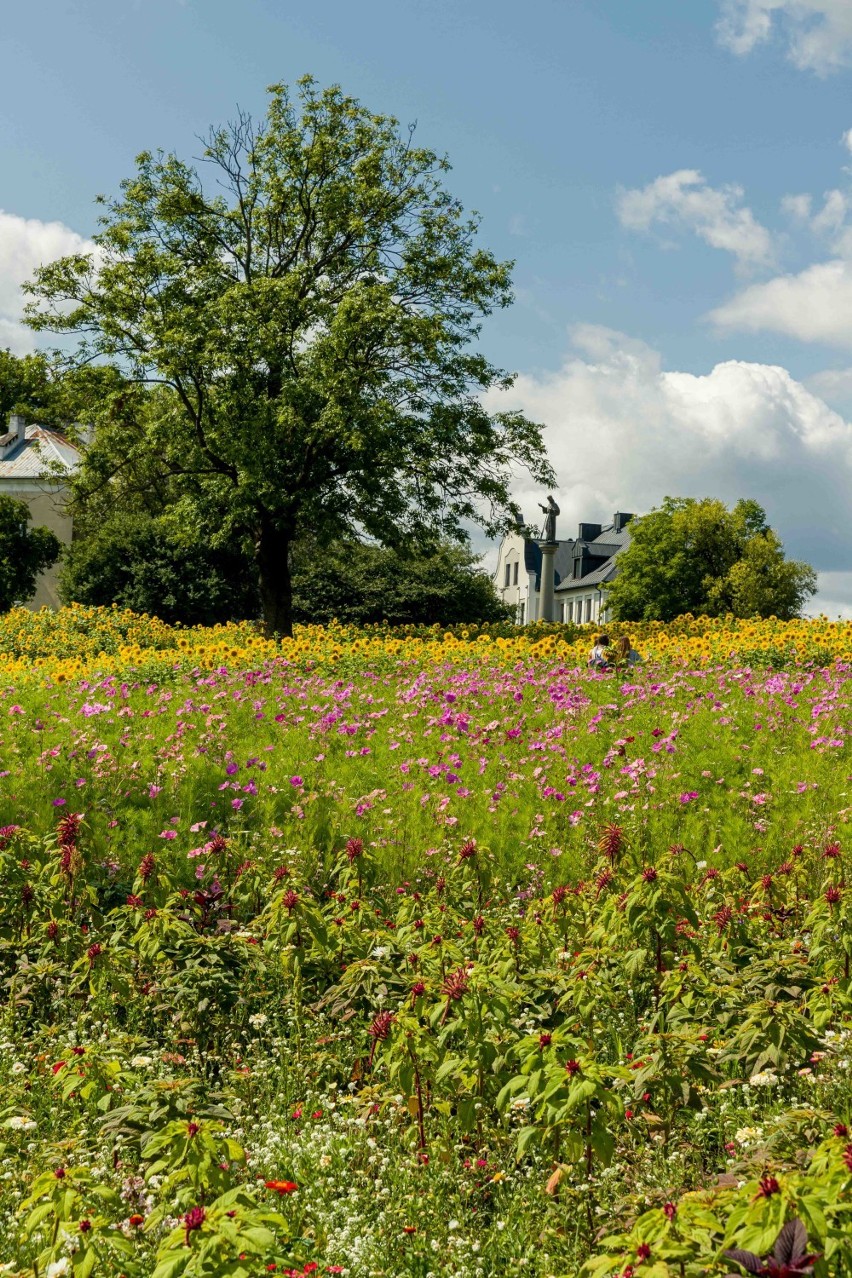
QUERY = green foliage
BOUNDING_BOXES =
[60,511,260,625]
[0,493,61,610]
[291,538,512,626]
[606,497,817,622]
[24,76,553,634]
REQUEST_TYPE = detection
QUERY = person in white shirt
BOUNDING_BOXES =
[588,634,611,669]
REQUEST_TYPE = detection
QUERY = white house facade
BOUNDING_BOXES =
[0,414,82,609]
[494,512,633,625]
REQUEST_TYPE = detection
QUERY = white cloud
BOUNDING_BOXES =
[843,128,852,154]
[486,327,852,592]
[806,365,852,409]
[617,169,774,269]
[717,1,852,75]
[781,193,813,222]
[709,258,852,347]
[810,571,852,617]
[0,209,93,354]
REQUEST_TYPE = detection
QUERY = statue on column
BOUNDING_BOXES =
[537,495,560,544]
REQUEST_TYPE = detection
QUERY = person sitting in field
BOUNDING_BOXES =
[614,635,642,667]
[588,633,611,669]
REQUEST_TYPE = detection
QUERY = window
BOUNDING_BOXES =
[585,597,592,623]
[504,563,511,588]
[513,561,519,585]
[518,602,525,624]
[565,600,572,622]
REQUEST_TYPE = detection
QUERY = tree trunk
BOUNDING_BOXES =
[256,518,293,638]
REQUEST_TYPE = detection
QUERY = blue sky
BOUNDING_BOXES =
[3,0,852,611]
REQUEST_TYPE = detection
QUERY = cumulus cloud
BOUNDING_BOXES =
[485,327,852,602]
[716,0,852,75]
[616,170,774,270]
[0,209,93,354]
[709,259,852,347]
[811,571,852,618]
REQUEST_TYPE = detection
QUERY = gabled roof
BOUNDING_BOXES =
[556,519,631,594]
[0,425,81,480]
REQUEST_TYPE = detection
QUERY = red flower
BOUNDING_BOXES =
[843,1144,852,1172]
[138,853,156,882]
[458,838,477,860]
[539,1033,552,1049]
[834,1123,848,1138]
[756,1175,780,1198]
[186,1121,200,1138]
[54,1167,66,1179]
[265,1180,298,1195]
[86,943,102,963]
[282,890,299,912]
[345,837,363,862]
[826,886,842,905]
[663,1202,676,1220]
[824,842,842,859]
[441,967,470,1001]
[641,866,657,883]
[79,1219,92,1233]
[128,1214,144,1227]
[368,1011,395,1041]
[183,1205,205,1244]
[565,1059,581,1076]
[52,1061,66,1075]
[472,915,485,935]
[636,1243,651,1262]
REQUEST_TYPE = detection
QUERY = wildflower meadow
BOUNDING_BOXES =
[0,606,850,1277]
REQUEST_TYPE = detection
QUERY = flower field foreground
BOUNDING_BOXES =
[0,613,849,1274]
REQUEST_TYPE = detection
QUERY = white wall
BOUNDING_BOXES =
[0,480,72,609]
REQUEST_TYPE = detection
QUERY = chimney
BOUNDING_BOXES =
[10,414,26,445]
[613,512,633,533]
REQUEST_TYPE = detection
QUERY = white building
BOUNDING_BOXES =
[554,514,633,625]
[0,414,82,608]
[494,512,633,625]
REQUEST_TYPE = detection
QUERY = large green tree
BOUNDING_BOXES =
[0,495,61,611]
[24,77,552,635]
[605,497,817,622]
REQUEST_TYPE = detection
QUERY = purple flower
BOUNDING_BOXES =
[679,791,699,804]
[159,830,178,840]
[231,798,244,810]
[290,776,304,788]
[52,798,67,807]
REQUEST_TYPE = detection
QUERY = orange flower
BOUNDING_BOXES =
[264,1180,298,1195]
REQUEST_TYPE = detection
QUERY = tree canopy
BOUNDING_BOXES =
[605,497,817,622]
[24,77,552,635]
[0,495,61,611]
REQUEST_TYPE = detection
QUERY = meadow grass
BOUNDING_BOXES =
[0,612,849,1276]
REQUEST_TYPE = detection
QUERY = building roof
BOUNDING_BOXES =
[555,518,632,594]
[556,558,620,591]
[0,425,81,480]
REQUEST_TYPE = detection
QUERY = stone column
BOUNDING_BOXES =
[538,542,556,623]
